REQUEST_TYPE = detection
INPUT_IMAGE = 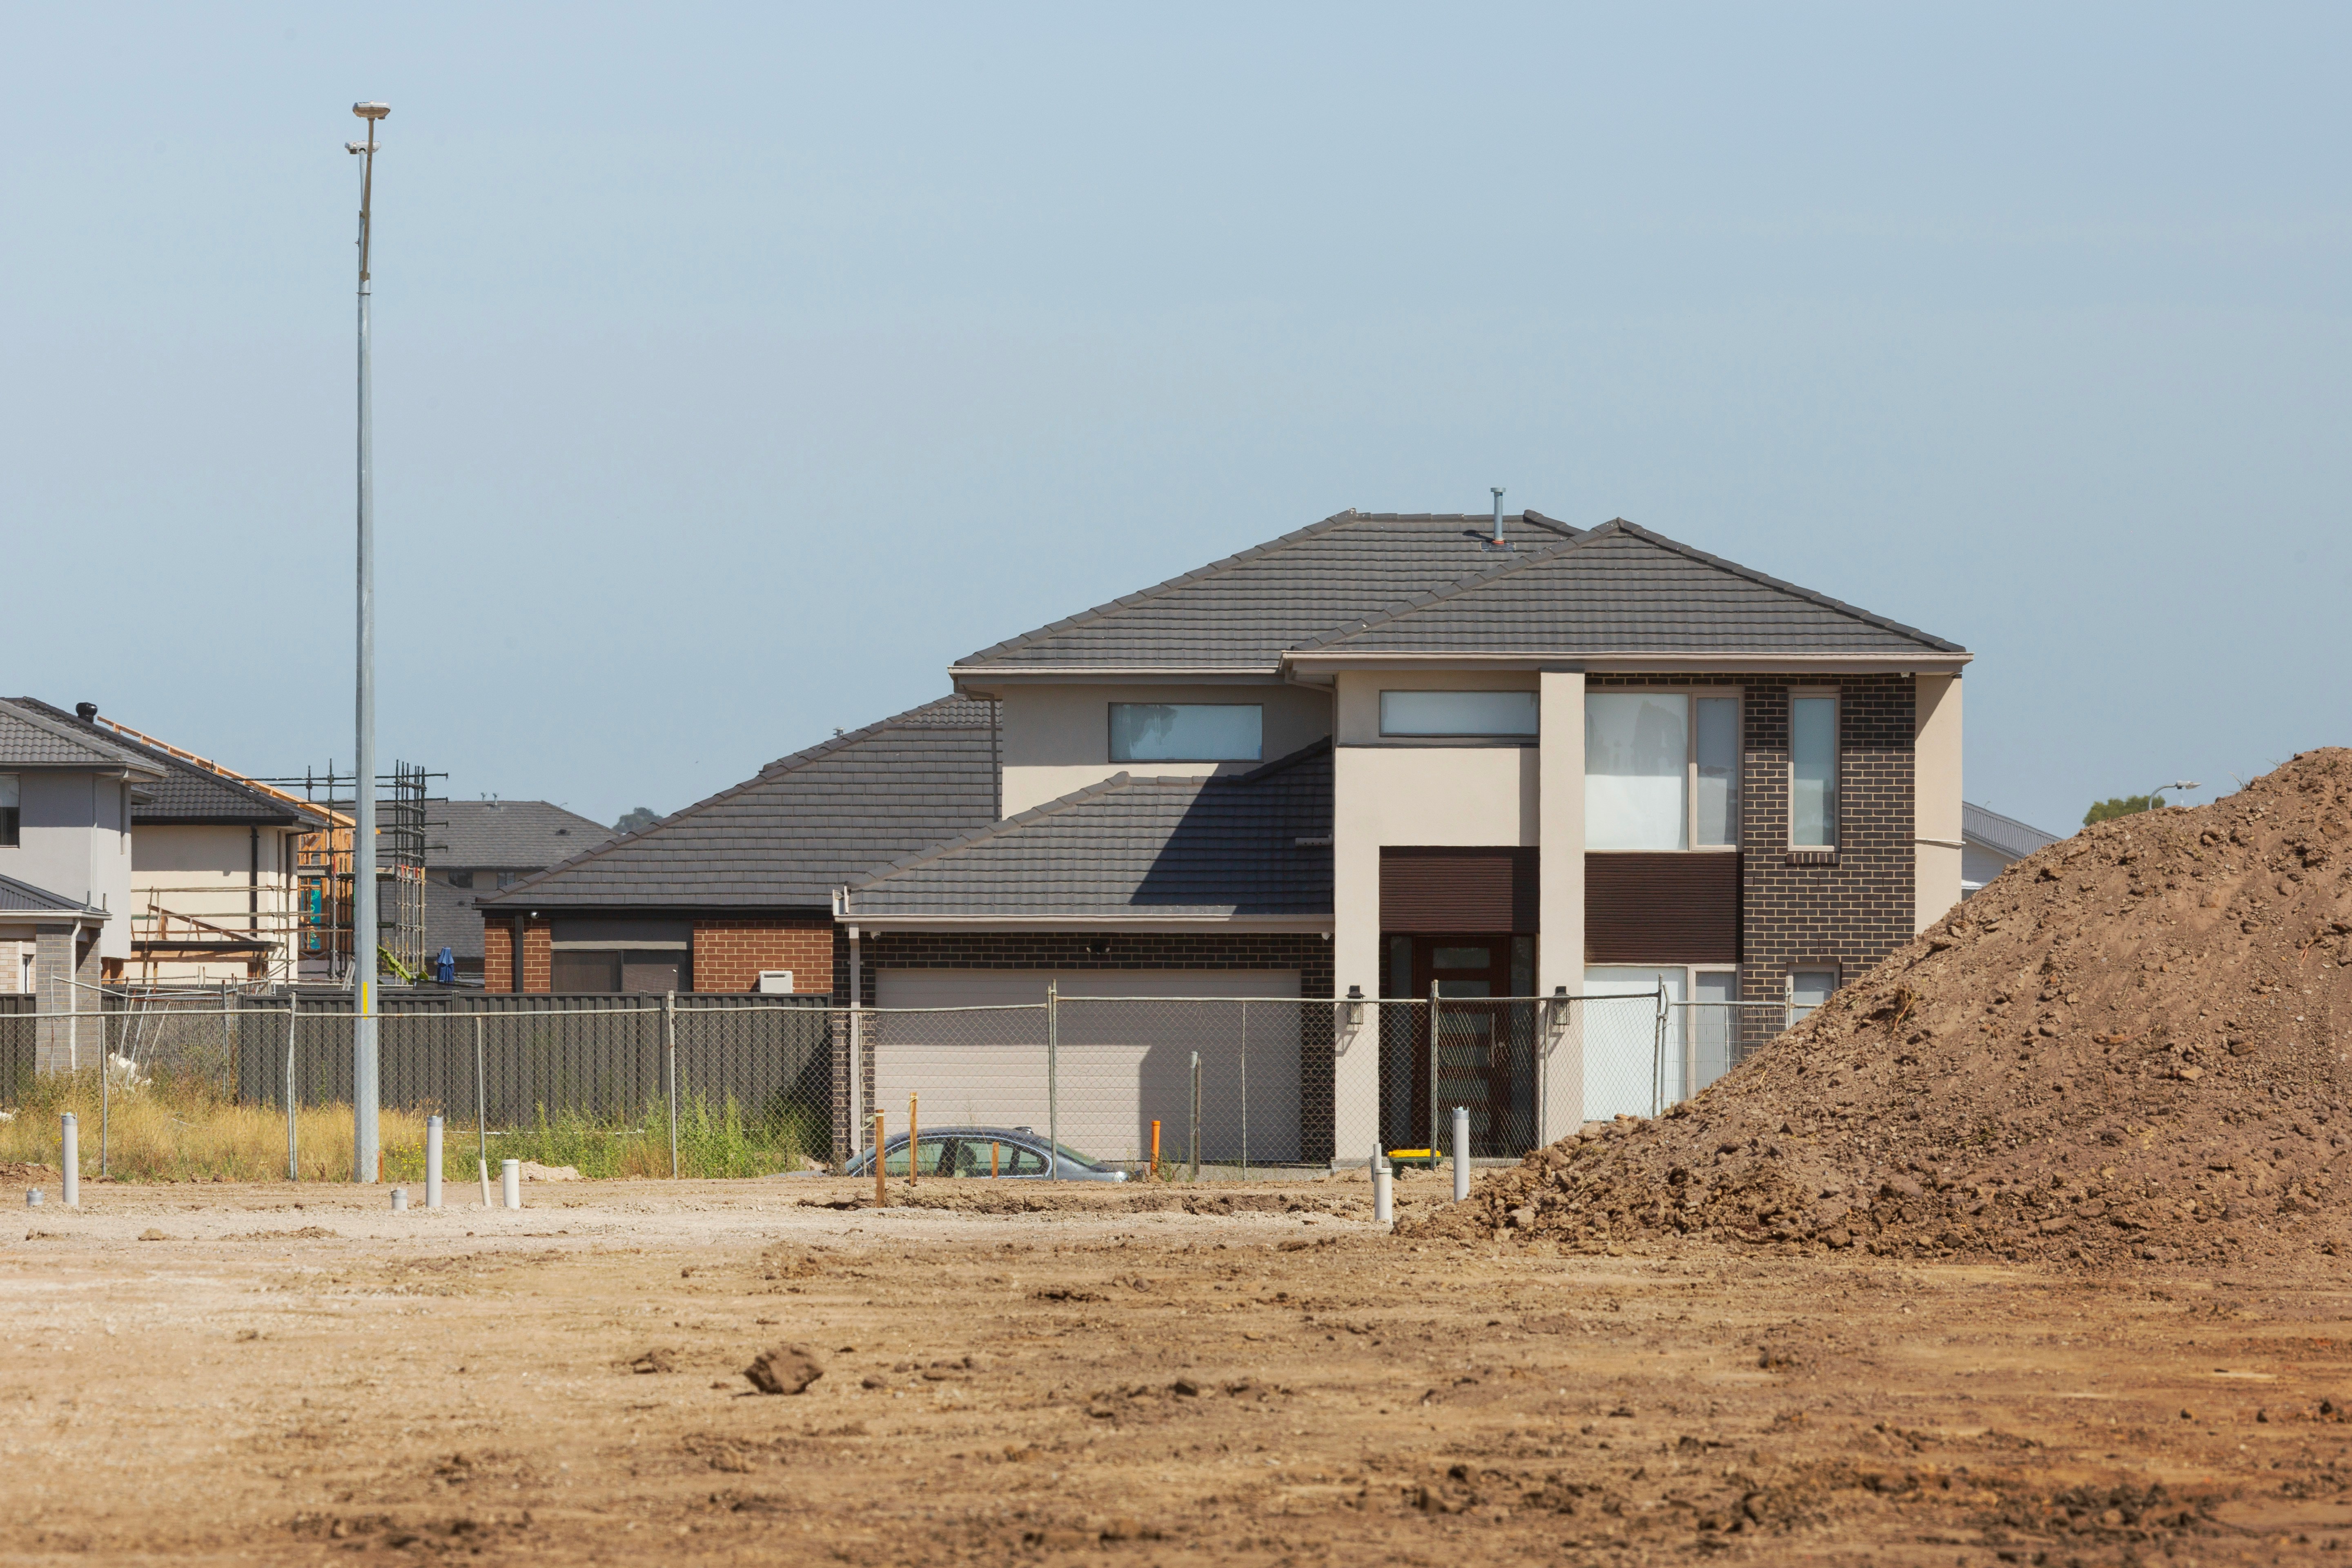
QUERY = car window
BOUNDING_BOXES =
[949,1138,1010,1177]
[885,1137,956,1177]
[881,1139,912,1177]
[1003,1143,1049,1177]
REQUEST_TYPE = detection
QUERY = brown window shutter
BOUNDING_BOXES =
[1379,848,1539,933]
[1585,853,1740,964]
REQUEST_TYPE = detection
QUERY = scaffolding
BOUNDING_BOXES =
[256,762,443,984]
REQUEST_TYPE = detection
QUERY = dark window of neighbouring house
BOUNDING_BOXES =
[1109,704,1262,762]
[0,774,16,846]
[446,869,474,889]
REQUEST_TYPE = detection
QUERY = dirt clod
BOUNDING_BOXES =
[742,1343,824,1395]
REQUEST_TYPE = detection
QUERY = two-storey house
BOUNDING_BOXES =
[478,507,1968,1163]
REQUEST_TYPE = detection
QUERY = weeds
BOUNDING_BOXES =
[0,1069,817,1183]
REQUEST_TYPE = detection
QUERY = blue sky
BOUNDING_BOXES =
[4,4,2345,833]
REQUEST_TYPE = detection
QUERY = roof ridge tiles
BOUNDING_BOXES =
[1293,517,1963,655]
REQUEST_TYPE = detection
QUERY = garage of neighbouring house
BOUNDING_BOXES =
[868,967,1305,1168]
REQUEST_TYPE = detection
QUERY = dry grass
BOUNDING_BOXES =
[0,1070,814,1183]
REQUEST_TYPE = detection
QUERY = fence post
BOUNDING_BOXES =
[1046,980,1059,1182]
[664,991,679,1180]
[474,1014,490,1205]
[99,1000,111,1179]
[909,1091,919,1186]
[1428,980,1441,1154]
[220,980,230,1092]
[1652,982,1667,1118]
[1189,1049,1200,1182]
[285,992,297,1181]
[1238,999,1248,1183]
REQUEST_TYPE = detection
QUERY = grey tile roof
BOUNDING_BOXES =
[8,699,314,823]
[475,696,1000,912]
[0,872,108,919]
[429,800,615,870]
[0,699,165,777]
[1963,802,2062,862]
[844,743,1332,921]
[424,875,487,962]
[1295,521,1965,656]
[955,511,1582,671]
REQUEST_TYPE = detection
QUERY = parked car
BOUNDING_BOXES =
[840,1126,1128,1183]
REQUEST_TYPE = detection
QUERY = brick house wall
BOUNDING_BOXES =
[481,918,551,994]
[1584,672,1918,1058]
[692,919,832,994]
[826,928,1336,1165]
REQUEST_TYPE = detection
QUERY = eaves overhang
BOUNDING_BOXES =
[951,667,1283,693]
[831,909,1334,934]
[1278,650,1973,682]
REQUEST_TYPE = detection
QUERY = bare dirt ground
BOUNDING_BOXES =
[7,1174,2352,1566]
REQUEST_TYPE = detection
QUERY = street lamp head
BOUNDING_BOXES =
[353,102,390,120]
[345,142,368,155]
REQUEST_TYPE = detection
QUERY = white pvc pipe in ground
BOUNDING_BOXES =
[1373,1159,1392,1226]
[1452,1105,1470,1203]
[60,1114,78,1207]
[425,1116,443,1209]
[390,1187,408,1212]
[500,1158,521,1210]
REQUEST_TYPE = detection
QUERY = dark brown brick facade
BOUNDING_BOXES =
[482,918,550,994]
[827,928,1336,1163]
[1584,673,1919,1054]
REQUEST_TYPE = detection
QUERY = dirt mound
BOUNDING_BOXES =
[1401,749,2352,1265]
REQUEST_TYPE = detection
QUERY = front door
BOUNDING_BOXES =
[1382,934,1537,1158]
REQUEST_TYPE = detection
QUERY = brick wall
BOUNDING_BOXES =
[1585,673,1918,1057]
[482,918,551,994]
[692,919,833,994]
[827,928,1336,1163]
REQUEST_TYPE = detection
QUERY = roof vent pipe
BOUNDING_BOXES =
[76,702,98,722]
[1490,487,1506,549]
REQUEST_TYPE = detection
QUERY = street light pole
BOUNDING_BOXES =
[2145,780,2201,810]
[347,101,388,1182]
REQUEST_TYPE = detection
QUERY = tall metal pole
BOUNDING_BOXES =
[348,102,389,1183]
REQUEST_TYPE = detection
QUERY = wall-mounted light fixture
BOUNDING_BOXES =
[1344,984,1365,1030]
[1546,983,1571,1036]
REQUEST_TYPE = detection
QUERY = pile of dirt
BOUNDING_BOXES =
[1401,749,2352,1266]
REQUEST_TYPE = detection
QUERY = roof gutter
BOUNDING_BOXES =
[832,913,1335,933]
[1281,650,1972,677]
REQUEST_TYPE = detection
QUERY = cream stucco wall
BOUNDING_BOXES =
[1536,669,1586,1142]
[1330,739,1539,1157]
[996,682,1330,817]
[1913,673,1964,933]
[131,823,303,982]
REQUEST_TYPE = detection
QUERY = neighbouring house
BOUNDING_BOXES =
[476,508,1969,1162]
[423,799,614,982]
[0,698,165,1067]
[9,699,341,986]
[1961,801,2062,897]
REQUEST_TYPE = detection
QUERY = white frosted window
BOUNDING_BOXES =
[1378,690,1538,737]
[1788,967,1837,1023]
[1790,696,1838,847]
[1695,696,1739,846]
[1109,704,1262,762]
[1584,693,1688,851]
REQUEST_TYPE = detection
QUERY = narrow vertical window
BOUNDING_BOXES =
[1694,697,1740,846]
[1789,696,1838,848]
[0,774,17,847]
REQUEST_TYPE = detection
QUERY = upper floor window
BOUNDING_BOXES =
[1379,690,1538,738]
[0,774,16,847]
[1789,695,1838,848]
[1585,693,1740,851]
[1109,704,1262,763]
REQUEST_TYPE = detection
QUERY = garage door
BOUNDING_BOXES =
[871,969,1302,1167]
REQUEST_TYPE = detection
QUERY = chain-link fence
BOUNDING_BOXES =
[0,984,1807,1185]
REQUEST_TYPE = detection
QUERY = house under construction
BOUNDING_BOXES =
[260,761,441,984]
